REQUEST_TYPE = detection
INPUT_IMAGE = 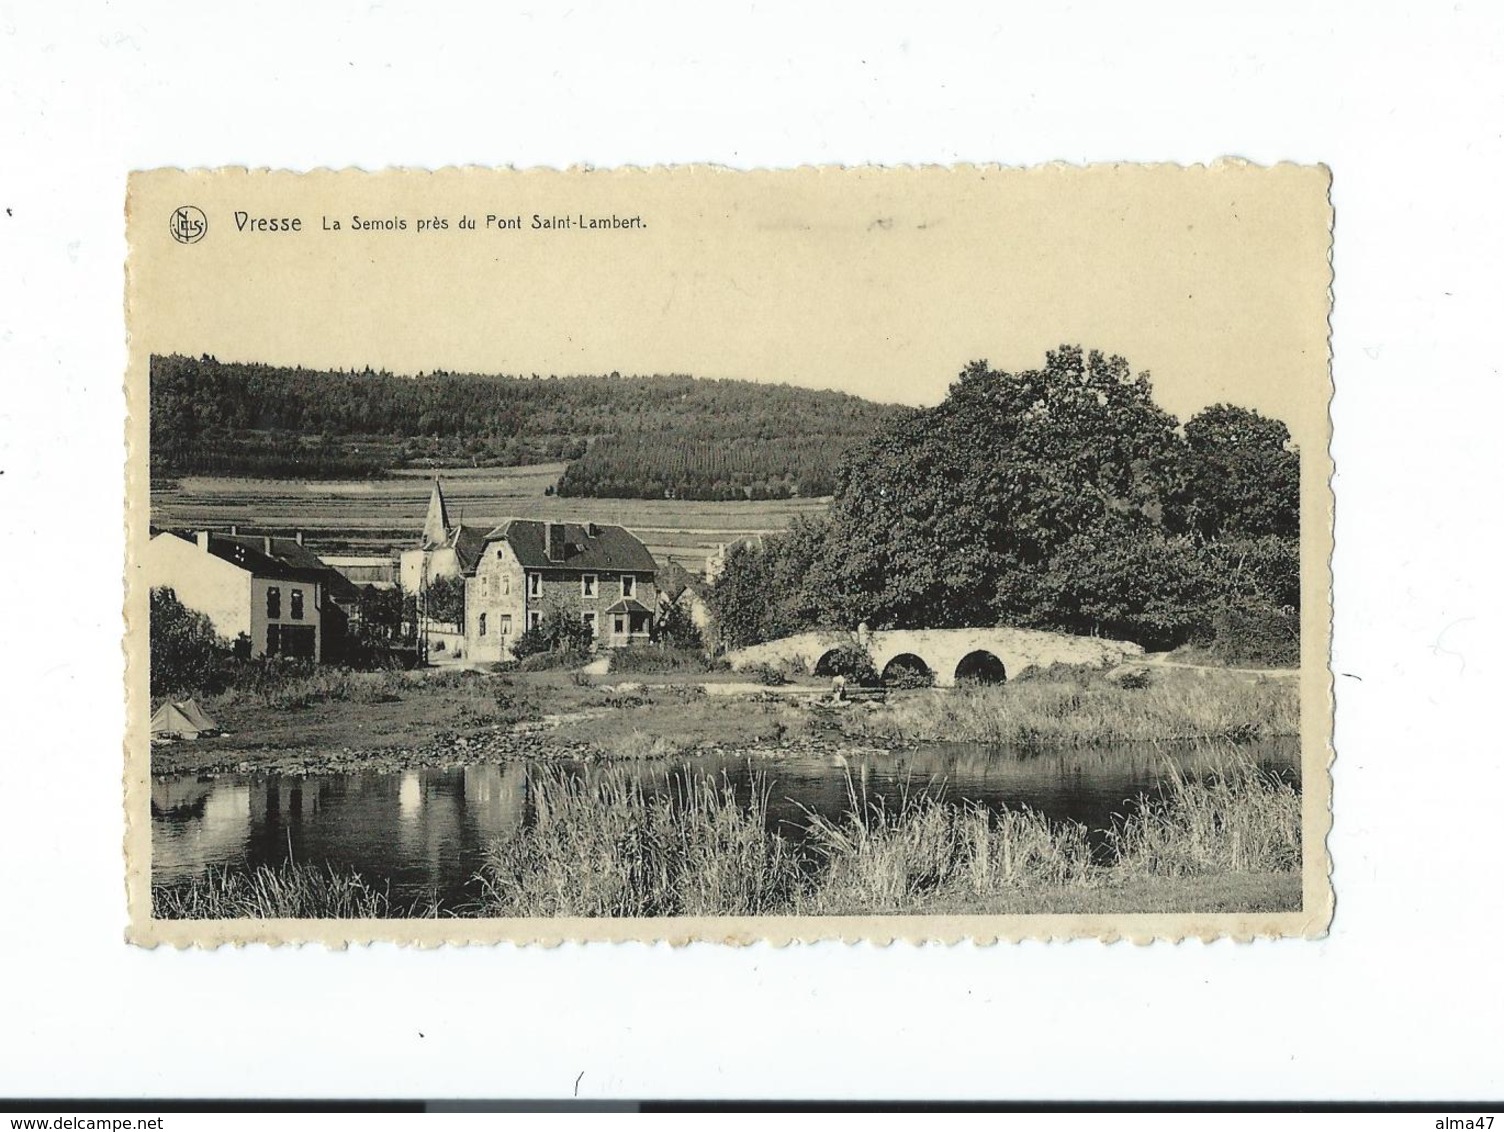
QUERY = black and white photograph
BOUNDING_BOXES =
[126,165,1332,942]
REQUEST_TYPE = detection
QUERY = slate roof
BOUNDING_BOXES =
[483,519,658,574]
[449,524,489,575]
[203,534,362,603]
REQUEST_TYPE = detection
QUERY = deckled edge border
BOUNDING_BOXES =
[122,161,1336,948]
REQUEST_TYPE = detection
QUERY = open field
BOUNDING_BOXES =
[150,466,827,570]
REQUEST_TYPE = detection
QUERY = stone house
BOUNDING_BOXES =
[463,519,659,663]
[145,530,356,662]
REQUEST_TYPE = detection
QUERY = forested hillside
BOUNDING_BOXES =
[149,354,899,495]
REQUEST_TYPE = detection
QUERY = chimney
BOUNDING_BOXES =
[230,524,238,536]
[547,523,567,561]
[295,530,304,546]
[197,531,209,551]
[587,522,600,538]
[264,536,274,556]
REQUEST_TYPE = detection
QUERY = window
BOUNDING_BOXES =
[501,575,510,596]
[290,589,304,620]
[499,614,512,636]
[528,610,542,630]
[582,574,598,598]
[478,613,488,637]
[582,611,597,637]
[621,574,636,599]
[281,624,316,660]
[481,576,491,599]
[528,573,542,598]
[266,586,281,619]
[613,614,626,636]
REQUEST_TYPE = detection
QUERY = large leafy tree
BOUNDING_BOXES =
[816,347,1184,628]
[1172,404,1299,541]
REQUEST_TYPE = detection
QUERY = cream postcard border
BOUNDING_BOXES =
[123,163,1334,946]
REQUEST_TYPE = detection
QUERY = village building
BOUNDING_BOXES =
[398,480,489,658]
[463,518,659,663]
[145,529,359,662]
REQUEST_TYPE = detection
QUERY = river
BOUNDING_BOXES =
[151,738,1298,910]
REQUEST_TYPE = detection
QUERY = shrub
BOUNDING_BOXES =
[881,655,934,689]
[517,648,590,673]
[1206,601,1299,668]
[814,644,880,686]
[512,606,595,660]
[150,587,237,697]
[1110,666,1153,690]
[609,645,713,675]
[744,662,788,686]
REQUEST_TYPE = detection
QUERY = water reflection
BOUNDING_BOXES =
[152,739,1297,907]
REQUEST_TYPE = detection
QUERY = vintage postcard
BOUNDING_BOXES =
[125,164,1333,946]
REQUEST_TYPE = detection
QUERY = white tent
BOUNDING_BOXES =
[149,698,220,740]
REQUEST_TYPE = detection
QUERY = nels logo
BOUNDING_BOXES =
[169,205,207,244]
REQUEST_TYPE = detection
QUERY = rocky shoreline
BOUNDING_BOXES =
[150,724,900,781]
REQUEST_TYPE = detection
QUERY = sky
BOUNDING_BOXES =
[129,164,1332,446]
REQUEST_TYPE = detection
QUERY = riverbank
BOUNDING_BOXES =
[150,661,1298,778]
[153,753,1302,918]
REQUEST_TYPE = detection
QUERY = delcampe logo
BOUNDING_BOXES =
[169,205,207,244]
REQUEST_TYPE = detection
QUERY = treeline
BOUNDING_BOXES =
[707,346,1301,665]
[150,354,896,491]
[556,435,852,500]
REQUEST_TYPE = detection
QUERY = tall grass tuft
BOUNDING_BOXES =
[1107,755,1301,876]
[846,667,1297,750]
[798,779,1095,913]
[479,767,805,917]
[152,860,396,919]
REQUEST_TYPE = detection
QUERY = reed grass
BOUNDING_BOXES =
[155,753,1300,919]
[795,778,1095,913]
[477,768,805,917]
[845,667,1297,750]
[151,860,398,919]
[1107,757,1301,876]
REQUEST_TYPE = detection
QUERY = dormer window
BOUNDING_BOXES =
[621,574,636,599]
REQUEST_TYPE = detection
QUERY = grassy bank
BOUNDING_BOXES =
[477,753,1301,918]
[839,665,1297,750]
[150,657,1298,778]
[151,861,412,919]
[152,753,1300,919]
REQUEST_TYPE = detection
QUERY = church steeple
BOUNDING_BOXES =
[421,479,451,548]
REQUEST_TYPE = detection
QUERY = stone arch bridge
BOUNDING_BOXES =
[726,626,1143,688]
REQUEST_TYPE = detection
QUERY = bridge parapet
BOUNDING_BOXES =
[725,626,1142,687]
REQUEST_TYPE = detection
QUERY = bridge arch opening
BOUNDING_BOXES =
[954,649,1007,685]
[881,653,935,689]
[812,649,843,676]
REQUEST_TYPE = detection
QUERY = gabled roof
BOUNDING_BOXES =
[604,597,654,616]
[201,534,362,602]
[450,524,489,575]
[203,534,329,582]
[483,519,658,574]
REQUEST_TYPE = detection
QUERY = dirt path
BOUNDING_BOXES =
[1138,656,1299,678]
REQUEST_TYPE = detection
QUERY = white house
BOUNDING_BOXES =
[145,530,345,661]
